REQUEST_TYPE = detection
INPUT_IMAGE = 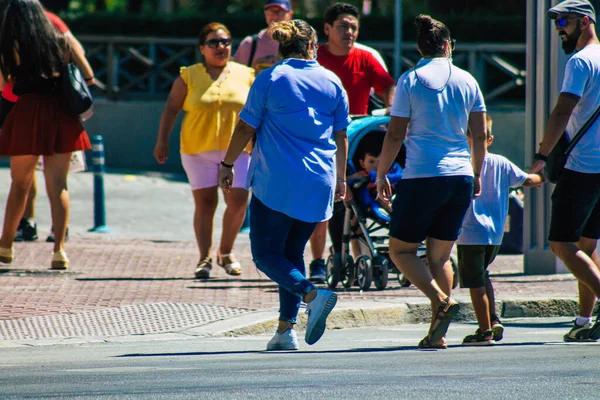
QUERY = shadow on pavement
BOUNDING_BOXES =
[116,341,559,358]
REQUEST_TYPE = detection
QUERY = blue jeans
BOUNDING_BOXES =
[250,196,317,324]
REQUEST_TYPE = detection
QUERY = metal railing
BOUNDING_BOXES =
[79,35,526,102]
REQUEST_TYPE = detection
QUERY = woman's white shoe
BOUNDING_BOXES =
[0,246,14,264]
[51,251,69,270]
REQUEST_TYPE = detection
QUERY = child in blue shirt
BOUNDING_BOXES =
[457,115,543,346]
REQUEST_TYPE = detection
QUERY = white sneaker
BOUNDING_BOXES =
[266,329,299,351]
[305,289,337,345]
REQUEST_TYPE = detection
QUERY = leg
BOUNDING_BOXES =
[426,237,455,297]
[0,156,39,248]
[219,187,249,265]
[550,241,600,297]
[458,245,492,333]
[42,153,71,253]
[308,221,328,282]
[576,237,600,318]
[191,187,219,262]
[486,275,497,318]
[23,173,37,219]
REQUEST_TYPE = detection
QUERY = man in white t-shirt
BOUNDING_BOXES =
[530,0,600,342]
[233,0,293,73]
[458,115,543,346]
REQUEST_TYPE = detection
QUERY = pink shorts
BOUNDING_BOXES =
[181,150,251,190]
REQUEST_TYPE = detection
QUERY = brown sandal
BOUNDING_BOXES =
[194,258,212,279]
[418,335,448,349]
[428,299,460,343]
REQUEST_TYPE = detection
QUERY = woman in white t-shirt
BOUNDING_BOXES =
[376,14,487,349]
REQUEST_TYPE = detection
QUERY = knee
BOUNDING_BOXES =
[550,241,571,258]
[226,195,248,213]
[11,176,34,193]
[196,197,218,213]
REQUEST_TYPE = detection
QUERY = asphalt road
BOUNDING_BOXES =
[1,318,600,399]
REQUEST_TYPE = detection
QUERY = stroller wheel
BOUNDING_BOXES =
[326,253,342,289]
[356,255,373,291]
[397,272,412,287]
[341,255,356,289]
[373,257,389,291]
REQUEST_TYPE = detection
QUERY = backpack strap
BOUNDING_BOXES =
[247,34,259,67]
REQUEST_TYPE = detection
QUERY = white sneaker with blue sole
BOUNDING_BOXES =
[305,289,337,345]
[266,328,299,351]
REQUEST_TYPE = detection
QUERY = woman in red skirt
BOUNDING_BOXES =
[0,0,92,269]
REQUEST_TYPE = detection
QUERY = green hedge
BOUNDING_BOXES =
[61,12,526,43]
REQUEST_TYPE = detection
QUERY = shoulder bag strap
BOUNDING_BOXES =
[564,102,600,155]
[247,34,259,67]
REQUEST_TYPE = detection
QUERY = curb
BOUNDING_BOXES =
[214,298,580,337]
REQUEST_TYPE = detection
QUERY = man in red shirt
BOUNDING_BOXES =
[308,3,396,283]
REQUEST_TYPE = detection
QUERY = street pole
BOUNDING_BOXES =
[393,0,402,79]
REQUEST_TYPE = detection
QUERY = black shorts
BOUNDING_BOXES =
[457,245,500,288]
[389,176,473,243]
[549,169,600,242]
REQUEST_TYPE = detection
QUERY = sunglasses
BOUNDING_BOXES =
[554,16,579,28]
[204,38,232,49]
[449,38,456,51]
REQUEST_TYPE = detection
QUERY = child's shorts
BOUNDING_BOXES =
[457,244,500,288]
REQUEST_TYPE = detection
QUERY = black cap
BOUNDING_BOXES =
[548,0,596,24]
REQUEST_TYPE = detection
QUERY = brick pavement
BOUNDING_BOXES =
[0,168,582,341]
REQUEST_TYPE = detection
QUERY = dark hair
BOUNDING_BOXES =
[0,0,65,82]
[268,19,317,59]
[324,3,359,26]
[414,14,451,57]
[198,22,230,47]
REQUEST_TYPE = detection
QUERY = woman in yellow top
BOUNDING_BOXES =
[154,22,254,279]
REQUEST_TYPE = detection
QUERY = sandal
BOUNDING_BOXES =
[428,299,460,344]
[0,246,14,264]
[194,258,212,279]
[418,335,447,349]
[51,251,69,270]
[217,252,242,276]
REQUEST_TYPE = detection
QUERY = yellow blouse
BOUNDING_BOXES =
[179,62,254,154]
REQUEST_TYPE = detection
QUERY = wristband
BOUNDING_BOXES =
[375,177,387,183]
[474,173,480,177]
[221,160,234,168]
[336,179,346,183]
[534,153,548,162]
[84,76,94,82]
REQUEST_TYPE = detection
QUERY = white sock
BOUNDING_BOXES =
[575,315,592,326]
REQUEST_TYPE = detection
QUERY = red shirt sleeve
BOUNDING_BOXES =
[45,12,70,33]
[1,81,18,102]
[365,52,395,94]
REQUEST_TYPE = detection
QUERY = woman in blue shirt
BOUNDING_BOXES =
[376,15,487,349]
[219,19,351,351]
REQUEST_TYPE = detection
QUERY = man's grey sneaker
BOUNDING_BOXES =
[14,218,38,242]
[462,328,496,346]
[563,320,593,342]
[305,289,337,345]
[309,258,327,284]
[266,328,299,351]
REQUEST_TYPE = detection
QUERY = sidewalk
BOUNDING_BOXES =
[0,168,580,346]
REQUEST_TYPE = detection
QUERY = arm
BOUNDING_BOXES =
[522,173,544,187]
[376,116,408,201]
[383,84,395,108]
[65,33,95,86]
[468,111,486,198]
[0,74,5,91]
[334,129,348,201]
[154,77,186,164]
[530,93,579,174]
[219,120,257,192]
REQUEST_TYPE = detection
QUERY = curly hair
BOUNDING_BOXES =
[268,19,317,59]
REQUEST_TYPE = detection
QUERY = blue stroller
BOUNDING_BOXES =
[325,116,458,291]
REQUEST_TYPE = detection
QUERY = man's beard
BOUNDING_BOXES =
[561,22,582,54]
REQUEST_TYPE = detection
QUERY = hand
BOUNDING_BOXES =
[529,159,546,175]
[219,165,234,193]
[472,175,481,199]
[376,177,392,205]
[335,181,346,202]
[154,140,169,164]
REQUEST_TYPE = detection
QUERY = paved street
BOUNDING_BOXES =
[1,319,599,400]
